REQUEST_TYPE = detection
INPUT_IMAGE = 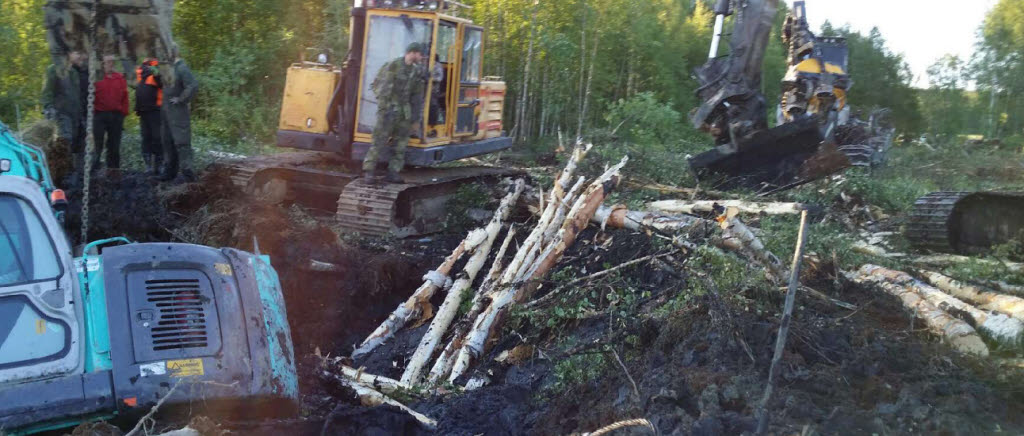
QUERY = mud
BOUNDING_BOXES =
[60,164,1024,436]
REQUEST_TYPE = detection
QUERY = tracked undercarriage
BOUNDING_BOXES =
[907,191,1024,255]
[223,152,522,237]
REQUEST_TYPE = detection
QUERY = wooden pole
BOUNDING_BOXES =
[756,210,809,435]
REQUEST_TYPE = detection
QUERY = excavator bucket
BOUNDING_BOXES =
[688,116,852,193]
[44,0,176,66]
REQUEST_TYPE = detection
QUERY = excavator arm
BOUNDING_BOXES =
[692,0,778,146]
[688,0,855,193]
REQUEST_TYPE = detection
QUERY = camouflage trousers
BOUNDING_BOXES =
[364,111,411,173]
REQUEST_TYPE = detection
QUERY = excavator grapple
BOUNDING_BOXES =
[689,0,885,193]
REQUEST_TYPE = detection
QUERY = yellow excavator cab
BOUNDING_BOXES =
[276,5,511,166]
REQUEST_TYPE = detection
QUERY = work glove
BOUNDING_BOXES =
[169,97,182,105]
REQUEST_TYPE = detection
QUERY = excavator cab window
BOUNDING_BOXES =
[356,14,434,137]
[454,27,483,136]
[0,195,60,287]
[429,22,458,132]
[0,194,68,370]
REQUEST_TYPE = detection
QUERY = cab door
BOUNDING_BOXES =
[0,177,82,384]
[452,25,484,137]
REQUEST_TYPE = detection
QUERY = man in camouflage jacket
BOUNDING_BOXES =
[364,42,427,183]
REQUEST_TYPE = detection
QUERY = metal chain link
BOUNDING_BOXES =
[81,0,99,244]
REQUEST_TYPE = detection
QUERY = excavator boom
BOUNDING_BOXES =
[688,0,862,193]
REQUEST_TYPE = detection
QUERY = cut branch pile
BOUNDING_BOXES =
[339,142,630,397]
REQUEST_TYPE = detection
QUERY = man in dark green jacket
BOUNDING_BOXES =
[41,50,86,182]
[363,42,427,183]
[158,45,199,182]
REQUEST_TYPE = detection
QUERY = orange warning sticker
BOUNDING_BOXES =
[35,319,46,334]
[167,358,204,377]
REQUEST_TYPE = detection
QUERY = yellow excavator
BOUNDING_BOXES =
[690,0,861,193]
[227,0,519,236]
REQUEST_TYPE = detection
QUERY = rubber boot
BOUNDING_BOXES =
[363,168,380,184]
[143,153,155,175]
[173,145,197,183]
[384,170,403,184]
[69,152,85,188]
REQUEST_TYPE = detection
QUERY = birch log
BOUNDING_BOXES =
[333,364,411,395]
[352,224,483,359]
[851,265,989,356]
[401,180,525,384]
[426,227,519,383]
[984,280,1024,298]
[920,270,1024,322]
[862,269,1024,349]
[715,208,786,281]
[449,156,628,382]
[648,199,807,216]
[321,370,437,429]
[914,255,1024,273]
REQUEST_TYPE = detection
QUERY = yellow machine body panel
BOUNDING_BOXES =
[794,58,846,76]
[279,64,341,134]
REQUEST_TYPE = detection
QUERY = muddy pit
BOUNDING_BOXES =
[63,167,1024,435]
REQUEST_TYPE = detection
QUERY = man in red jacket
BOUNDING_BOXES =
[92,54,129,174]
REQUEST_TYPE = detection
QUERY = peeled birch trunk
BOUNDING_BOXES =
[914,255,1023,273]
[352,224,482,359]
[984,280,1024,298]
[321,370,437,428]
[449,157,628,382]
[648,199,806,216]
[401,180,524,384]
[335,364,411,395]
[921,270,1024,322]
[851,265,989,356]
[715,208,786,281]
[593,204,716,234]
[428,227,519,383]
[861,269,1024,349]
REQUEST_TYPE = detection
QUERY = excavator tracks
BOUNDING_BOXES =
[335,180,408,236]
[907,191,1024,254]
[222,151,523,237]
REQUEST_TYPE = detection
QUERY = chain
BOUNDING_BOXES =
[81,0,98,244]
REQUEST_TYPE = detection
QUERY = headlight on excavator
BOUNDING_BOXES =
[0,159,11,173]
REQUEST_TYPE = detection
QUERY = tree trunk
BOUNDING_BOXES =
[516,0,539,143]
[921,270,1024,323]
[427,226,519,383]
[577,23,599,139]
[352,226,482,358]
[401,180,525,384]
[449,156,628,382]
[648,199,807,215]
[320,369,437,428]
[850,265,989,356]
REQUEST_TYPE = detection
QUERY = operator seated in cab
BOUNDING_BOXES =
[363,42,428,184]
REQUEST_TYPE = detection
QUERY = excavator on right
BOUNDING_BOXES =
[689,0,892,194]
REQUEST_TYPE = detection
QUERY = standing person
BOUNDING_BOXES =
[363,42,427,184]
[41,51,84,184]
[135,58,163,174]
[159,45,199,182]
[70,50,88,172]
[91,55,129,176]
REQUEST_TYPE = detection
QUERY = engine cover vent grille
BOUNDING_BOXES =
[127,270,222,362]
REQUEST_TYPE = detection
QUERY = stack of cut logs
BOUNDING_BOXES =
[848,265,1024,356]
[317,142,1022,427]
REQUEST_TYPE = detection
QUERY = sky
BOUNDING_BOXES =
[787,0,998,87]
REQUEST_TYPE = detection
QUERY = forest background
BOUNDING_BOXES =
[2,0,1023,159]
